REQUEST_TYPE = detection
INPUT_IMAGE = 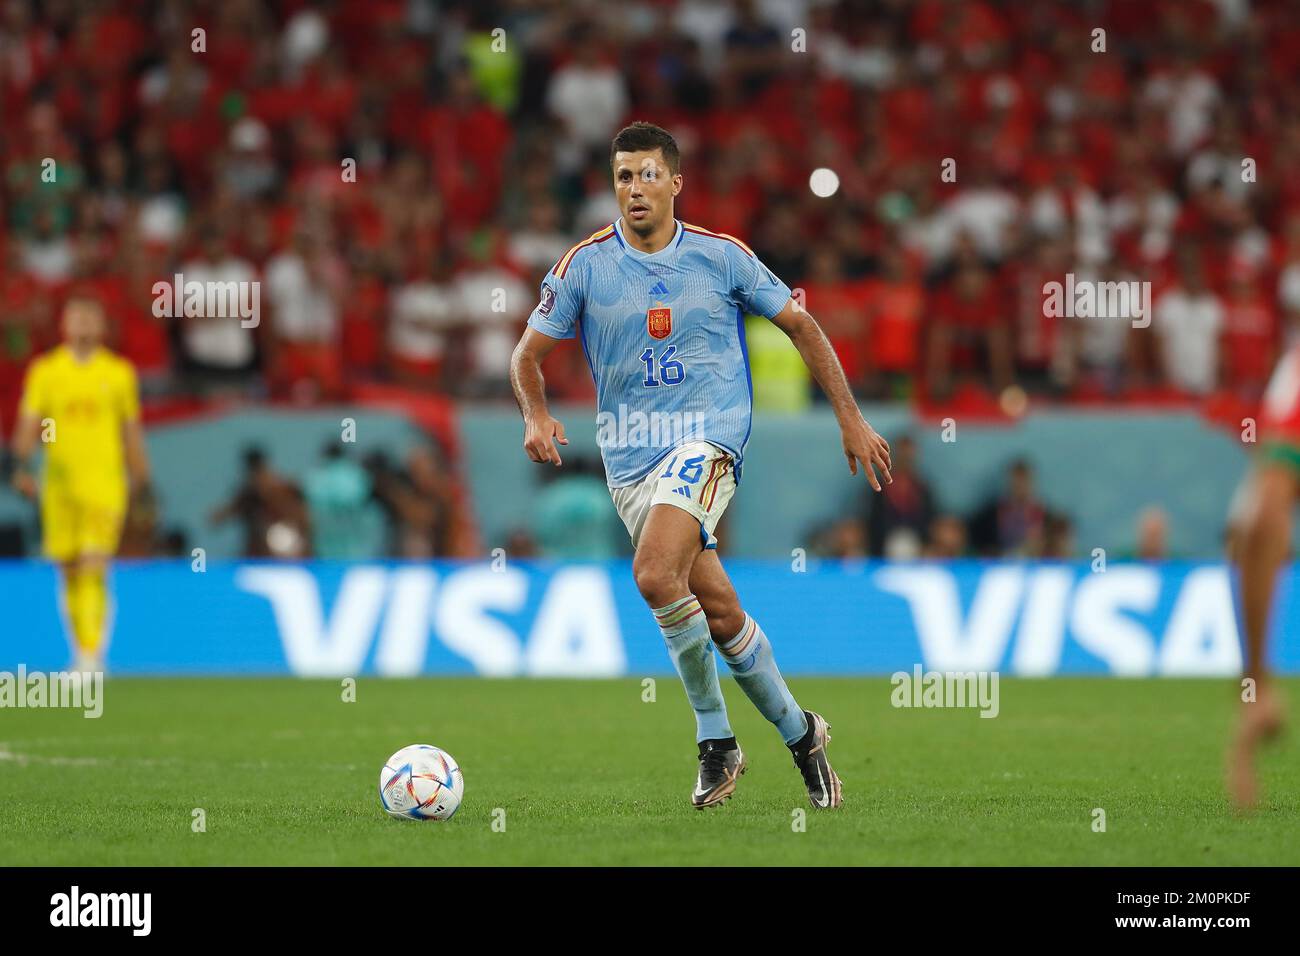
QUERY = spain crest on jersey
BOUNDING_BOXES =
[647,306,672,339]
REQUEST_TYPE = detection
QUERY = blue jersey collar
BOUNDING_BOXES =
[614,218,682,259]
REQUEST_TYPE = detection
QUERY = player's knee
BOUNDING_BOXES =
[76,554,109,576]
[1243,509,1286,559]
[633,557,687,608]
[1243,468,1295,551]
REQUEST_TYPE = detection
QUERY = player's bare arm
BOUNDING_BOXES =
[768,297,893,491]
[509,326,569,467]
[9,409,40,499]
[124,419,152,492]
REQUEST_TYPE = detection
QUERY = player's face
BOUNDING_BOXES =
[62,301,106,349]
[613,150,681,235]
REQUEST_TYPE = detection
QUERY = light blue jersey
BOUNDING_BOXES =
[526,218,792,487]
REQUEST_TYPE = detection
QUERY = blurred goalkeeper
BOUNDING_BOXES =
[10,296,150,672]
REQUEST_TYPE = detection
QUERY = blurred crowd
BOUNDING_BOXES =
[511,438,1178,564]
[3,0,1300,423]
[203,439,473,559]
[807,439,1174,561]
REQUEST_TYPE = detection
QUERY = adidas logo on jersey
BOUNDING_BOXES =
[649,280,669,297]
[672,485,692,498]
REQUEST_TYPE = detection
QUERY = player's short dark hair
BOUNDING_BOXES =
[610,122,680,174]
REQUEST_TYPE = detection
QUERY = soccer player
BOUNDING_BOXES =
[1227,347,1297,808]
[10,296,151,673]
[510,122,892,809]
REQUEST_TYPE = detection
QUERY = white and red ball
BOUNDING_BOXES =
[379,744,463,821]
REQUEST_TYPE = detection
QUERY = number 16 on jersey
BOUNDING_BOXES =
[641,346,685,387]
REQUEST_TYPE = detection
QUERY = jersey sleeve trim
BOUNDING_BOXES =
[553,224,617,279]
[681,223,756,257]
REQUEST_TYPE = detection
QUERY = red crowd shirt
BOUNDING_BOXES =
[803,280,872,382]
[931,277,1007,369]
[865,277,924,373]
[1221,292,1277,389]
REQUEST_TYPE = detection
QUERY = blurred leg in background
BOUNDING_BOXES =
[1229,460,1293,808]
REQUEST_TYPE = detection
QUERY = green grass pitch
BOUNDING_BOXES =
[1,676,1296,865]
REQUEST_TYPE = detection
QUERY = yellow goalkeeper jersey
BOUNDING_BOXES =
[19,345,140,500]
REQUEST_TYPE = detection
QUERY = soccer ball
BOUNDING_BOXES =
[379,744,464,821]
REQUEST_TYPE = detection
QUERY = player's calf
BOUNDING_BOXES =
[716,613,808,743]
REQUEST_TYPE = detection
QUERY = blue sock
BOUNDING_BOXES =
[654,596,733,742]
[717,614,808,744]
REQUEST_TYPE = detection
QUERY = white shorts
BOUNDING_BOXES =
[609,441,737,550]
